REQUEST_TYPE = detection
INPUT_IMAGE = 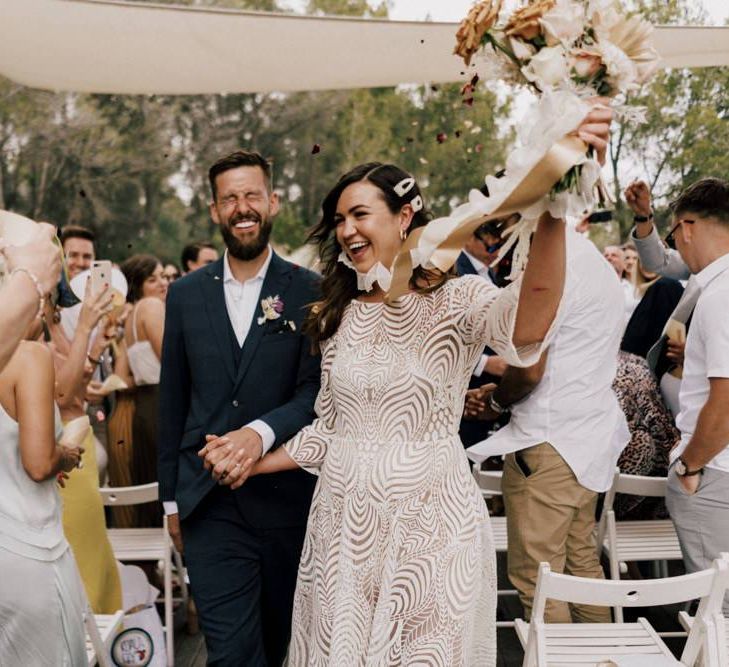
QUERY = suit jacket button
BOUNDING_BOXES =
[232,399,239,407]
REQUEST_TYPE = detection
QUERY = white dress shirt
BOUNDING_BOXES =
[467,231,630,493]
[162,248,277,516]
[462,249,492,280]
[671,252,729,472]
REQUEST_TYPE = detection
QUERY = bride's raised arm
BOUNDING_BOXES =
[513,101,612,347]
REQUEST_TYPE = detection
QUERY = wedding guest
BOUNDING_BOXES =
[158,150,321,666]
[626,179,690,280]
[215,102,611,665]
[162,261,181,283]
[662,178,729,614]
[120,254,168,527]
[0,308,85,665]
[0,222,62,373]
[60,224,95,280]
[622,242,638,280]
[605,244,639,323]
[603,244,626,278]
[106,308,138,528]
[613,351,680,519]
[467,223,629,624]
[47,281,122,614]
[621,277,684,360]
[181,240,218,274]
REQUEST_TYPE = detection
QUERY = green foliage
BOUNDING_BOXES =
[604,0,728,242]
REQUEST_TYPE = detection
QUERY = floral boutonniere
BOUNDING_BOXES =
[257,294,297,332]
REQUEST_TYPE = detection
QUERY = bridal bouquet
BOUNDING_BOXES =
[457,0,658,209]
[455,0,658,98]
[386,0,659,298]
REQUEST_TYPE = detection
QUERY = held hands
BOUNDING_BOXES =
[198,427,262,490]
[624,180,652,218]
[0,222,62,294]
[573,97,613,166]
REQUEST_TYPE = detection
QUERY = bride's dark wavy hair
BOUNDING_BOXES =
[303,162,451,350]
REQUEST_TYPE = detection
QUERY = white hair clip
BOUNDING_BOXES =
[394,177,415,197]
[410,195,423,213]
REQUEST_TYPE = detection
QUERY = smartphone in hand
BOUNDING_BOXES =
[90,260,112,295]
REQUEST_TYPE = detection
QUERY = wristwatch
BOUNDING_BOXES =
[488,393,509,416]
[633,212,653,223]
[675,457,703,477]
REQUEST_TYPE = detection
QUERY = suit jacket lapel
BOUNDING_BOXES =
[233,252,293,392]
[200,258,237,384]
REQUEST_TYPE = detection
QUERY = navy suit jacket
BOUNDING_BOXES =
[456,252,478,277]
[158,252,321,526]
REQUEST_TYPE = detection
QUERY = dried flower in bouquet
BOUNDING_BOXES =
[504,0,556,42]
[454,0,504,66]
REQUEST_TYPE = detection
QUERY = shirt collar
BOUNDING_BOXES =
[462,249,487,273]
[695,251,729,290]
[223,246,273,285]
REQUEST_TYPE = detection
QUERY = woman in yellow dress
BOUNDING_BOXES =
[46,281,122,614]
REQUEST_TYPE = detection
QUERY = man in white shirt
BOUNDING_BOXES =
[661,178,729,614]
[468,230,630,622]
[158,150,321,665]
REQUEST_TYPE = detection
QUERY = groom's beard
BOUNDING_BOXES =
[221,212,273,261]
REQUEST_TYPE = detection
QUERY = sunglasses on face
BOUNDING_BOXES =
[665,218,695,250]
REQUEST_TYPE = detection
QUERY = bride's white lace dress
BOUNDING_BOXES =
[284,275,546,666]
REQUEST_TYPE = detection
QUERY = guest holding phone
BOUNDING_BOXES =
[46,277,122,613]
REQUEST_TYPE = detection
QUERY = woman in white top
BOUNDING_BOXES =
[0,307,85,665]
[120,254,167,527]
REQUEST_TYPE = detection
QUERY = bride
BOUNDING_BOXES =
[204,104,611,665]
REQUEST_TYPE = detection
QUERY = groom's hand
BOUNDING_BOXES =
[199,427,263,484]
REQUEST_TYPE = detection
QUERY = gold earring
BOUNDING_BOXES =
[400,228,407,241]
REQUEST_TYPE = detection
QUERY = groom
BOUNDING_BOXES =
[158,150,321,666]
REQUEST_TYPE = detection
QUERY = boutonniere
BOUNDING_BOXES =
[257,294,297,332]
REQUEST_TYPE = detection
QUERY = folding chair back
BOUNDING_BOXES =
[522,558,729,667]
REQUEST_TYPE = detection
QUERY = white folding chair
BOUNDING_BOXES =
[85,605,125,667]
[515,557,729,667]
[596,470,682,606]
[678,552,729,665]
[472,465,508,553]
[99,482,188,667]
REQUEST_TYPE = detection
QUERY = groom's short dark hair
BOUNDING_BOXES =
[208,150,273,200]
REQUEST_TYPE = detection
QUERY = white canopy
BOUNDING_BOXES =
[1,0,728,95]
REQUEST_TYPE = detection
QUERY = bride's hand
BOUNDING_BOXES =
[573,97,613,166]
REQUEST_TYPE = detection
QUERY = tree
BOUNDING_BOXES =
[605,0,729,241]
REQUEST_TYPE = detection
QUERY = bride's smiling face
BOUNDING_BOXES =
[334,181,409,274]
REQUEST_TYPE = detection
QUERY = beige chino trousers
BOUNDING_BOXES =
[502,442,611,623]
